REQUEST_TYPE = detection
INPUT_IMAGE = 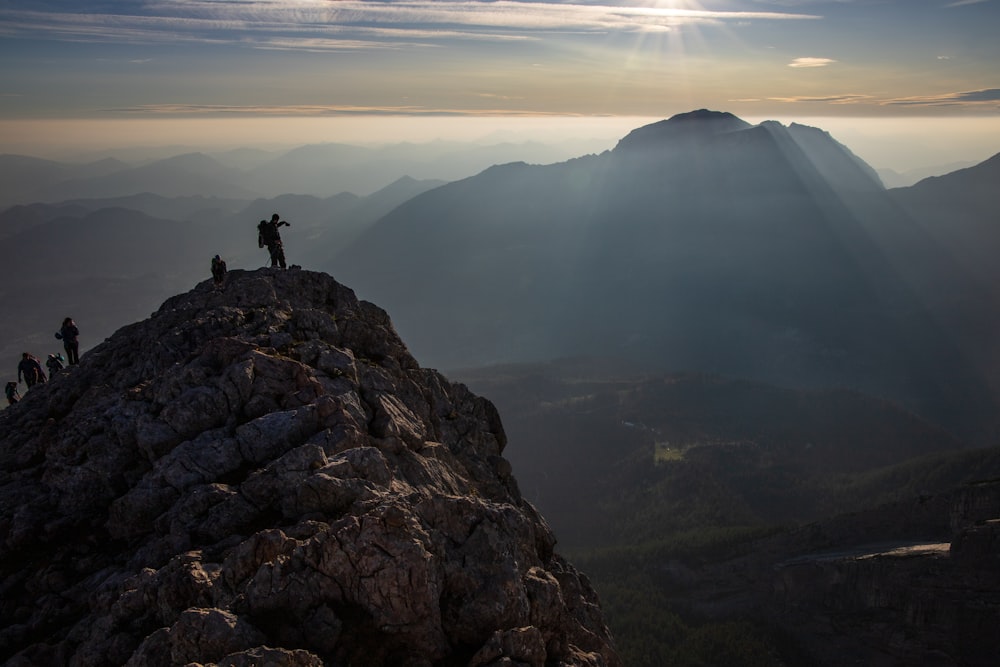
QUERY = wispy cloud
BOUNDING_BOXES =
[788,57,836,68]
[883,88,1000,107]
[103,102,579,117]
[768,94,871,104]
[0,1,822,49]
[944,0,991,8]
[763,89,1000,109]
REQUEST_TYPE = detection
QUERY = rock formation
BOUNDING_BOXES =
[0,268,620,667]
[669,481,1000,666]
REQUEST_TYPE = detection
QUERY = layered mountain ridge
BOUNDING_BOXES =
[3,111,999,446]
[333,110,997,441]
[0,268,620,667]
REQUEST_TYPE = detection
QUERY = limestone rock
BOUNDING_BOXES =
[0,268,620,667]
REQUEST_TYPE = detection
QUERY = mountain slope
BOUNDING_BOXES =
[457,358,1000,666]
[458,358,968,545]
[0,268,620,667]
[330,111,994,439]
[889,152,1000,289]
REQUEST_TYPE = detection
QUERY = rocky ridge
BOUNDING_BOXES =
[0,268,620,667]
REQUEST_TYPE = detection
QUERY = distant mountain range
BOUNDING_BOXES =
[0,138,605,208]
[327,110,1000,442]
[876,160,979,189]
[2,110,999,444]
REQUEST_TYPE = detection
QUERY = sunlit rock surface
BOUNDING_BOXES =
[0,267,620,667]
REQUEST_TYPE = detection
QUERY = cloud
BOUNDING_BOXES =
[953,89,1000,102]
[944,0,990,7]
[0,1,822,50]
[883,88,1000,107]
[788,57,836,68]
[768,94,871,104]
[100,102,582,117]
[761,89,1000,110]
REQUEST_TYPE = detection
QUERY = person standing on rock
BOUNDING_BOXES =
[17,353,46,389]
[211,254,227,287]
[257,213,290,269]
[55,317,80,365]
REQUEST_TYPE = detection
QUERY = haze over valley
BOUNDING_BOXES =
[9,111,997,430]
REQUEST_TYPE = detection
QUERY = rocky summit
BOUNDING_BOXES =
[0,268,620,667]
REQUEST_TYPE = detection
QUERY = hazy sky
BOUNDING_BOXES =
[1,1,998,168]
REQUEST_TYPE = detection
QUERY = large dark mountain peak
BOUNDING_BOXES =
[613,109,752,153]
[333,111,996,442]
[0,268,620,667]
[611,112,882,194]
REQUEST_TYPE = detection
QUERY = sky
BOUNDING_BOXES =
[1,0,999,170]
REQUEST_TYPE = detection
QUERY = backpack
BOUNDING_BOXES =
[47,355,64,372]
[258,220,273,245]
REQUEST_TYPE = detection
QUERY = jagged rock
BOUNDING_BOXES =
[0,268,620,667]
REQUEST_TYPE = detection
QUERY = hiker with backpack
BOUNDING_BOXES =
[46,353,65,377]
[211,254,227,286]
[17,353,46,389]
[257,213,290,269]
[55,317,80,365]
[5,381,19,405]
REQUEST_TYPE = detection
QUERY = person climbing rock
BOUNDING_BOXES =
[17,353,46,389]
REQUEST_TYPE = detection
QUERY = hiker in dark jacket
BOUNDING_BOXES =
[211,254,227,286]
[56,317,80,365]
[5,381,19,405]
[46,353,65,377]
[17,353,46,388]
[257,213,290,269]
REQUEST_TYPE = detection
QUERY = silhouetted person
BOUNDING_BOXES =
[211,254,227,286]
[257,213,290,269]
[17,353,46,389]
[46,353,65,377]
[5,381,19,405]
[56,317,80,365]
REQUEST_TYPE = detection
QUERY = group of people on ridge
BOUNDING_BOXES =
[8,214,292,408]
[6,317,80,406]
